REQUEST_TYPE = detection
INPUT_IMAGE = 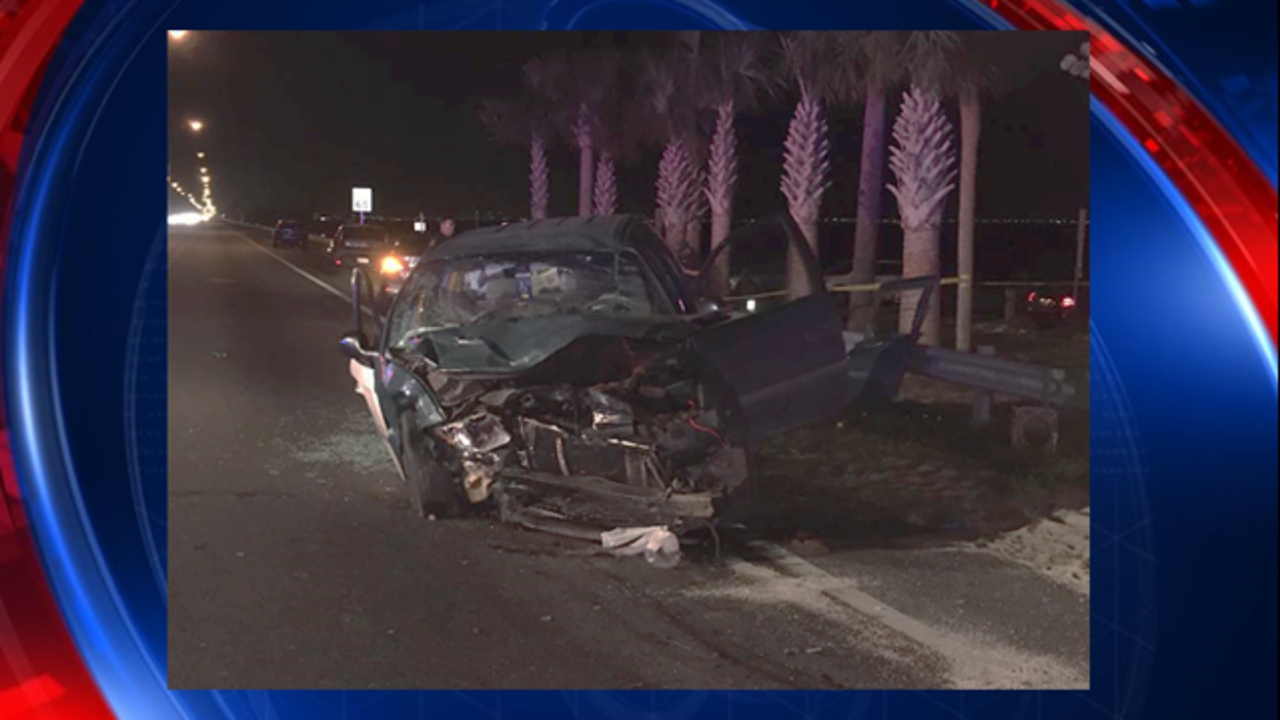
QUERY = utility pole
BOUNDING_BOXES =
[1074,207,1088,300]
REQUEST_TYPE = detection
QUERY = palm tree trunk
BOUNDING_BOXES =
[848,83,887,331]
[706,102,737,295]
[574,106,594,217]
[707,210,731,295]
[577,142,594,217]
[780,92,830,298]
[955,86,981,351]
[901,224,941,343]
[530,131,549,220]
[685,217,703,257]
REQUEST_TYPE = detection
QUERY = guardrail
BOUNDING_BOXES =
[725,276,1090,302]
[907,345,1080,409]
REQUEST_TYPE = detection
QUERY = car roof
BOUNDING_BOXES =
[426,215,648,261]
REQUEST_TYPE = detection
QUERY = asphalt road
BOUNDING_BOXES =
[168,222,1088,690]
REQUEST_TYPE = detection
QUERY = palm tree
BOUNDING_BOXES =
[592,80,635,217]
[526,56,568,219]
[953,33,1064,350]
[778,31,838,295]
[887,85,957,345]
[954,65,985,352]
[639,39,703,264]
[562,48,621,217]
[698,32,776,293]
[479,57,563,220]
[839,32,906,333]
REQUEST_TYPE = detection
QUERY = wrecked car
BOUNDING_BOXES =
[339,214,933,538]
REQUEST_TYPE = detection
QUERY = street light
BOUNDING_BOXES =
[188,119,204,132]
[169,30,189,41]
[197,151,206,159]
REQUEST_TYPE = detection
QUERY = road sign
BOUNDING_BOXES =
[352,187,373,213]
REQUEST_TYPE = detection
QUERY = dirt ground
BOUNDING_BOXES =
[748,328,1090,592]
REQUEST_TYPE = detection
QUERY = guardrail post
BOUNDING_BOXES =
[1047,368,1067,405]
[971,345,995,427]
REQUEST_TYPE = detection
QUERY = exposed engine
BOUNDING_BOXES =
[424,340,749,529]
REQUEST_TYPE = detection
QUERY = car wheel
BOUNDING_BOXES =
[398,413,461,519]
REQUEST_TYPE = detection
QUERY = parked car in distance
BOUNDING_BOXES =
[327,223,393,269]
[1023,289,1081,327]
[339,213,933,537]
[272,220,308,249]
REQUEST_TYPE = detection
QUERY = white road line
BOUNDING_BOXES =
[230,227,350,302]
[747,540,947,645]
[738,540,1086,689]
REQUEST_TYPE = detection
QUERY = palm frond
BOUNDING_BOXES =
[479,98,530,147]
[779,92,831,218]
[701,32,779,111]
[858,31,906,91]
[903,31,961,96]
[887,86,957,230]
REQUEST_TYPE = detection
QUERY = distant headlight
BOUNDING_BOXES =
[381,256,405,275]
[168,212,206,226]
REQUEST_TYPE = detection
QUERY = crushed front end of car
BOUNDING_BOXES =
[416,330,751,538]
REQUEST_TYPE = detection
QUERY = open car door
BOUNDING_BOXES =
[343,268,391,440]
[689,214,848,446]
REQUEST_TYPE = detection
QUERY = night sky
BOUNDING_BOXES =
[167,31,1089,222]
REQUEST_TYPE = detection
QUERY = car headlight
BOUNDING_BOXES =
[436,413,511,454]
[381,255,405,275]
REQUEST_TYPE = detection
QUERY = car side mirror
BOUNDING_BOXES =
[338,331,376,367]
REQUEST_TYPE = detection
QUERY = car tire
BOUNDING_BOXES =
[398,413,461,519]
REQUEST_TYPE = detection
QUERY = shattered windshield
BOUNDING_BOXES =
[388,250,661,350]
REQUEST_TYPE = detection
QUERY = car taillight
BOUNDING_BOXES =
[1027,291,1038,302]
[381,255,405,275]
[1061,296,1077,308]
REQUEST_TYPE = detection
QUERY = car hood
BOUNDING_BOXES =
[419,313,693,378]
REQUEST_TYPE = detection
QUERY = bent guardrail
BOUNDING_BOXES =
[907,345,1080,408]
